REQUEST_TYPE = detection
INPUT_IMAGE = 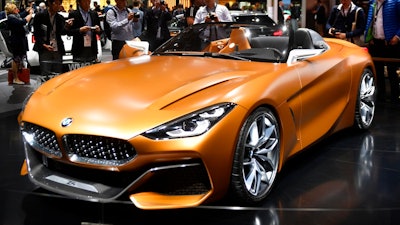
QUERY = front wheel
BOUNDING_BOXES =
[230,107,280,203]
[355,68,376,130]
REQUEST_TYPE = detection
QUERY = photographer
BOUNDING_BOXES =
[106,0,138,60]
[193,0,231,48]
[143,0,172,51]
[131,0,144,38]
[194,0,232,24]
[326,0,365,43]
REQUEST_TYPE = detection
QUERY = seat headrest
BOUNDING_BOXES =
[294,28,327,49]
[294,28,314,49]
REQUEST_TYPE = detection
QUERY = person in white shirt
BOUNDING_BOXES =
[193,0,231,48]
[193,0,232,24]
[106,0,137,59]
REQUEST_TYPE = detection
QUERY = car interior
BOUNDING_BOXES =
[217,26,328,63]
[187,23,329,64]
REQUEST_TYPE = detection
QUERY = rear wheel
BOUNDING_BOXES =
[231,107,280,203]
[355,68,376,130]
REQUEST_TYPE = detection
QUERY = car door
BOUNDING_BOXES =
[294,52,352,148]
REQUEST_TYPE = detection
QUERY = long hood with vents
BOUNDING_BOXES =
[21,55,279,139]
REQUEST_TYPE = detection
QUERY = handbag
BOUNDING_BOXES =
[351,7,366,46]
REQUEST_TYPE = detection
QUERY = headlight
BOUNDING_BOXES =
[143,103,236,140]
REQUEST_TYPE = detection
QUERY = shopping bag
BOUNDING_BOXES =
[18,68,30,84]
[8,68,30,84]
[351,7,367,47]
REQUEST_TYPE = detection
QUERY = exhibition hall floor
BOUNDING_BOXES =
[1,69,400,225]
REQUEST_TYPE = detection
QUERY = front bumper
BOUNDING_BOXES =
[22,140,212,209]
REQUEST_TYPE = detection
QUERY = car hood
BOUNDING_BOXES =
[22,55,278,139]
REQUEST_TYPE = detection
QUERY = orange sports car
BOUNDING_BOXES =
[19,22,376,210]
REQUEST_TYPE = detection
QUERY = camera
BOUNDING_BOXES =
[134,12,140,18]
[331,28,340,35]
[208,13,215,20]
[91,26,97,30]
[160,0,165,5]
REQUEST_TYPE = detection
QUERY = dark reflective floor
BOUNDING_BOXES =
[2,68,400,225]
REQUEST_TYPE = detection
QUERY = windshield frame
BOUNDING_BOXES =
[152,22,292,63]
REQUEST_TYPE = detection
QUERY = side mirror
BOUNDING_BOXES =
[286,49,325,66]
[119,40,150,59]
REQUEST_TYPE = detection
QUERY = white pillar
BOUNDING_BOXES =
[271,0,277,22]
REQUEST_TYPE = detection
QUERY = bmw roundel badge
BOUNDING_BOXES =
[61,118,73,127]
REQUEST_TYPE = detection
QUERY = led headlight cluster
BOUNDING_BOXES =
[143,103,236,140]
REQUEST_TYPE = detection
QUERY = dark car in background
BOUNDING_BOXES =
[231,11,276,25]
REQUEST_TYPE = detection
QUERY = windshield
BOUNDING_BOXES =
[153,22,291,63]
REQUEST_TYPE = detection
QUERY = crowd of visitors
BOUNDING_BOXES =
[2,0,400,103]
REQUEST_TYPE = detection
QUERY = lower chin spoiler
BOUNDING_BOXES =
[129,191,211,210]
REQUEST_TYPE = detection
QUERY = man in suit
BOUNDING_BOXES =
[67,0,101,63]
[33,0,71,75]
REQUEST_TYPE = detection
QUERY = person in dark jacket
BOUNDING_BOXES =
[326,0,365,42]
[277,0,285,25]
[33,0,72,75]
[185,0,204,27]
[365,0,400,103]
[5,2,33,84]
[67,0,101,63]
[289,0,301,31]
[143,0,172,51]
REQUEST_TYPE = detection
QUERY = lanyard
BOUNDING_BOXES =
[341,6,349,17]
[79,6,91,26]
[49,13,56,38]
[83,13,89,25]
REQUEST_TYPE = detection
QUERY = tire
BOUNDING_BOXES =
[231,107,280,203]
[355,68,376,130]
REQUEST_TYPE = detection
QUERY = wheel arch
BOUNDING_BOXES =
[228,103,282,203]
[233,100,298,177]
